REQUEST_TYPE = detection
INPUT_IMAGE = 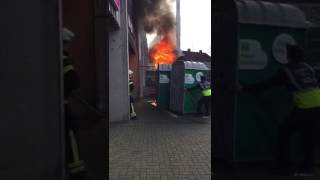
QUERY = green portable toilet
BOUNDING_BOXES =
[170,60,209,114]
[157,64,172,109]
[235,0,308,162]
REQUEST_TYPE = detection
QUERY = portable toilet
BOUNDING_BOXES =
[157,64,172,109]
[215,0,308,163]
[169,60,210,114]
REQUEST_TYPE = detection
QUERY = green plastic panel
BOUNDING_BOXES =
[158,71,171,109]
[184,69,209,113]
[235,24,306,161]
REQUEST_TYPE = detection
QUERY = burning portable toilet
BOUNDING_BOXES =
[213,0,309,163]
[169,60,209,114]
[157,64,172,109]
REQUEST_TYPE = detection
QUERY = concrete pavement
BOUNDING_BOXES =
[109,99,211,180]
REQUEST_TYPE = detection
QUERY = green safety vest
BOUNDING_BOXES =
[293,89,320,109]
[202,89,211,96]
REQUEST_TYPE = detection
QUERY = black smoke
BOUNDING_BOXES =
[136,0,176,35]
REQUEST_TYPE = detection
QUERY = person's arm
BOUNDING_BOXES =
[243,69,287,93]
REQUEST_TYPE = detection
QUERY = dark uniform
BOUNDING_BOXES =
[187,77,211,116]
[63,51,89,179]
[129,76,137,119]
[244,61,320,175]
[64,51,79,129]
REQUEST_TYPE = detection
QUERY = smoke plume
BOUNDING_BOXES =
[137,0,176,35]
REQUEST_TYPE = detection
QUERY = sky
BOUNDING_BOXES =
[180,0,211,55]
[147,0,211,56]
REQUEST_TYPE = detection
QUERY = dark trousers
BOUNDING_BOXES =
[197,96,211,116]
[65,104,77,164]
[276,107,319,171]
[130,95,133,114]
[65,104,88,179]
[129,94,137,119]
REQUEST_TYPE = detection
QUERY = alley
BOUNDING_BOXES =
[109,99,211,180]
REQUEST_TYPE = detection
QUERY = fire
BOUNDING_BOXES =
[149,34,176,65]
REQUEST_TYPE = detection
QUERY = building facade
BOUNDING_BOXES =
[182,49,211,69]
[108,0,150,123]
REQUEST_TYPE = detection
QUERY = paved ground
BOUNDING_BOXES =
[109,99,211,180]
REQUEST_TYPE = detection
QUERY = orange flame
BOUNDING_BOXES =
[149,34,176,65]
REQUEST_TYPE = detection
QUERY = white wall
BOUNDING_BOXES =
[109,0,130,123]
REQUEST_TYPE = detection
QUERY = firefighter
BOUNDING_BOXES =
[129,70,137,120]
[186,75,211,118]
[62,27,92,180]
[242,45,320,176]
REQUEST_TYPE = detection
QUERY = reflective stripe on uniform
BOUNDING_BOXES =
[293,89,320,109]
[64,65,74,74]
[69,130,80,162]
[202,89,211,96]
[131,103,136,117]
[68,130,86,174]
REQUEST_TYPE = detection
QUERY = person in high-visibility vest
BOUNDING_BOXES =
[242,44,320,176]
[186,75,211,117]
[62,27,93,180]
[129,70,138,120]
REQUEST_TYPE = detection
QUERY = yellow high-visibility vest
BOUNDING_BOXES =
[202,89,211,96]
[293,89,320,109]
